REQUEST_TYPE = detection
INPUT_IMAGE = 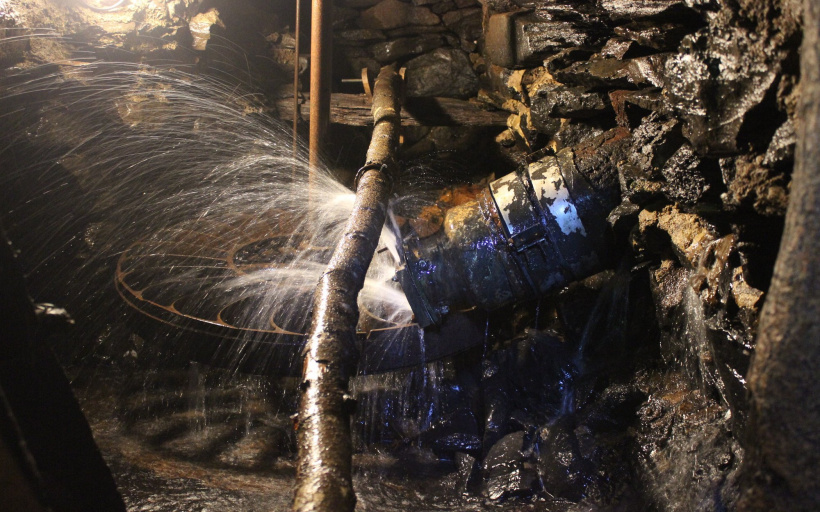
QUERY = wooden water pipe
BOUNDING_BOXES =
[292,64,402,512]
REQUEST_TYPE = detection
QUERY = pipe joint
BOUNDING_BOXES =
[397,152,617,327]
[354,162,393,190]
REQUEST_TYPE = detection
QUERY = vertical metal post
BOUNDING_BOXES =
[292,0,301,165]
[308,0,332,195]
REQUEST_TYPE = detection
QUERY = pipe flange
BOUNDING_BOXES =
[354,162,393,190]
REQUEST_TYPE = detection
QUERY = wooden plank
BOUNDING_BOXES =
[276,93,509,127]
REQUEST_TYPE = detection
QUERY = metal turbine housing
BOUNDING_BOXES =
[396,148,619,327]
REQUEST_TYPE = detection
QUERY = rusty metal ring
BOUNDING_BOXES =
[354,162,392,190]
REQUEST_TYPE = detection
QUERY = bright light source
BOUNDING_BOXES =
[80,0,128,12]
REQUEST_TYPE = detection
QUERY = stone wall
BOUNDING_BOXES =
[333,0,800,346]
[334,0,804,509]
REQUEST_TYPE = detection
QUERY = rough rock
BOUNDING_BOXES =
[600,37,638,60]
[404,48,480,98]
[636,382,743,512]
[730,267,763,311]
[402,126,483,157]
[554,54,669,89]
[370,35,445,63]
[536,419,588,500]
[607,200,642,237]
[571,127,632,206]
[507,109,542,149]
[661,144,709,204]
[649,247,751,415]
[431,0,458,14]
[359,0,440,30]
[613,21,695,51]
[484,431,540,500]
[443,9,482,52]
[720,155,789,216]
[478,0,520,13]
[481,355,511,452]
[337,28,387,45]
[509,0,605,23]
[619,113,685,203]
[543,47,597,74]
[482,65,526,105]
[333,6,361,28]
[664,24,785,155]
[649,259,691,325]
[335,46,381,78]
[0,1,202,55]
[553,122,607,150]
[638,205,717,268]
[484,11,606,68]
[441,7,481,27]
[762,119,796,169]
[693,234,736,308]
[530,83,609,120]
[628,113,684,175]
[342,0,383,7]
[600,0,690,22]
[455,452,480,494]
[189,9,224,51]
[610,89,664,127]
[421,407,482,455]
[514,13,607,67]
[385,24,448,38]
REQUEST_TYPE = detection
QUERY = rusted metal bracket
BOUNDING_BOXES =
[361,67,373,100]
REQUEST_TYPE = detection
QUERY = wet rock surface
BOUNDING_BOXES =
[359,0,441,30]
[531,83,609,120]
[404,48,480,98]
[484,431,540,500]
[325,1,796,504]
[636,378,744,512]
[554,54,670,89]
[370,35,445,63]
[513,13,607,67]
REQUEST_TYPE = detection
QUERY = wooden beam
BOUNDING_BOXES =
[277,93,509,127]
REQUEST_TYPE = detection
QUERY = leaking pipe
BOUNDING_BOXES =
[308,0,332,200]
[292,64,402,512]
[743,2,820,510]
